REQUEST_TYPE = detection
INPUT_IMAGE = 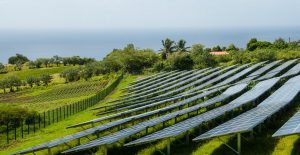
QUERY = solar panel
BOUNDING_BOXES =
[126,71,182,93]
[272,111,300,137]
[214,62,265,87]
[67,86,224,129]
[240,60,282,82]
[128,70,195,94]
[126,68,214,98]
[125,78,279,146]
[256,59,298,80]
[61,84,248,154]
[115,70,197,103]
[280,63,300,78]
[183,63,251,94]
[155,65,237,98]
[193,75,300,141]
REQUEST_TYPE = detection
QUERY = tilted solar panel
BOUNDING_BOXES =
[193,75,300,141]
[272,111,300,137]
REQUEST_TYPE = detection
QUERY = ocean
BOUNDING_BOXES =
[1,27,300,64]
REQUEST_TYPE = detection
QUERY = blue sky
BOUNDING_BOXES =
[0,0,299,30]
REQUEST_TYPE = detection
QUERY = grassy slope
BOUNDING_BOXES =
[0,74,138,155]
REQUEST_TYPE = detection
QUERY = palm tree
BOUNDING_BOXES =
[160,38,176,59]
[176,39,190,52]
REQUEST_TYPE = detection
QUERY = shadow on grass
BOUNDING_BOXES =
[291,137,300,155]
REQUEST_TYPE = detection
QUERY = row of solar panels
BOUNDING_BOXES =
[12,59,300,155]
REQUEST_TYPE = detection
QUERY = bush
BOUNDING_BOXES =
[167,52,194,70]
[0,108,37,125]
[0,63,7,74]
[61,68,80,83]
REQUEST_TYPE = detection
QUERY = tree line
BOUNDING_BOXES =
[5,54,96,71]
[0,74,52,93]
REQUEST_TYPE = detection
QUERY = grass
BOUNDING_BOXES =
[0,74,138,155]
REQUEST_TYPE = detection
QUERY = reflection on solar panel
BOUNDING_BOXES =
[155,65,237,98]
[127,71,180,91]
[257,59,298,80]
[67,86,224,129]
[193,75,300,141]
[116,70,197,102]
[240,60,282,82]
[272,111,300,137]
[124,78,279,146]
[129,71,169,86]
[128,70,195,95]
[61,84,248,154]
[214,62,265,87]
[183,63,251,94]
[280,63,300,78]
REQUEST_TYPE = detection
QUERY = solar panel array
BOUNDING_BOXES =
[12,59,300,155]
[193,75,300,141]
[256,59,298,80]
[125,78,280,146]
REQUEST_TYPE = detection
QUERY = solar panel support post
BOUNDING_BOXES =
[47,148,51,155]
[77,138,81,145]
[237,133,241,154]
[167,138,171,155]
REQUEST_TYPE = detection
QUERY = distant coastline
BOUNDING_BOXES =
[1,27,300,63]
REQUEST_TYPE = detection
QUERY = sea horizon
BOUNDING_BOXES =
[1,27,300,64]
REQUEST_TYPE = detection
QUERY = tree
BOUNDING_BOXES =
[247,38,258,51]
[7,76,21,92]
[273,38,288,49]
[191,44,216,68]
[52,55,62,67]
[0,63,7,74]
[227,43,239,51]
[167,52,193,70]
[212,45,222,51]
[0,78,8,93]
[25,76,36,88]
[246,38,272,51]
[40,74,52,86]
[176,39,190,52]
[160,38,176,59]
[61,68,80,83]
[8,54,29,65]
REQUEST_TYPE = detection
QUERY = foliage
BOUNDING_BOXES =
[8,54,29,65]
[273,37,288,49]
[160,38,176,59]
[191,44,216,68]
[246,38,272,51]
[212,45,222,51]
[167,52,194,70]
[60,68,80,83]
[99,44,159,74]
[25,76,38,88]
[0,107,37,124]
[0,63,7,74]
[176,39,190,52]
[40,74,52,86]
[226,43,239,51]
